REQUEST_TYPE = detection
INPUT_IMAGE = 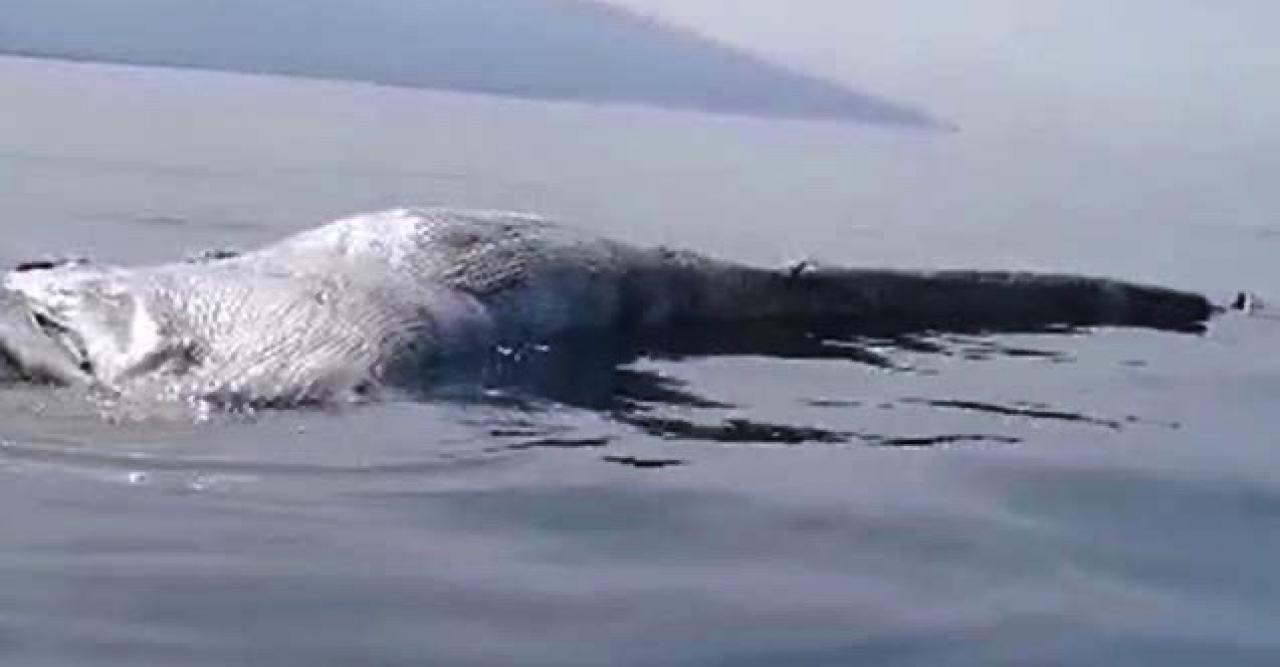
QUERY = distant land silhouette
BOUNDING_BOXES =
[0,0,938,126]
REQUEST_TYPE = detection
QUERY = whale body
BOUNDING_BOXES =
[0,208,1214,404]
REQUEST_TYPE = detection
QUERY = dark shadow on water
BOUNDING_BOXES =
[609,369,733,411]
[406,323,1162,455]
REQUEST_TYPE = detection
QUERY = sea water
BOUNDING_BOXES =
[1,56,1278,665]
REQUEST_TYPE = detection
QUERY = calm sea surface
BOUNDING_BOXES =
[1,56,1278,666]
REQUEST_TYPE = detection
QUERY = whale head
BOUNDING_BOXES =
[0,252,495,405]
[3,262,178,389]
[0,284,93,386]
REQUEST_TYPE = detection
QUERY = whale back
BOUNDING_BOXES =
[0,207,1217,406]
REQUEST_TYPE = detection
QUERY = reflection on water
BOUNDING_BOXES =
[438,325,1167,453]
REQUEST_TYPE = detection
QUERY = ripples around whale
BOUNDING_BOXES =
[0,314,1240,490]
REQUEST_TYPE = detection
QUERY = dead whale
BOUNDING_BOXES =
[0,208,1215,404]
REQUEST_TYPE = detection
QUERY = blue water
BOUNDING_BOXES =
[1,56,1278,665]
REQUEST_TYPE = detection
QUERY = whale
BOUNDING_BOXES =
[0,208,1215,405]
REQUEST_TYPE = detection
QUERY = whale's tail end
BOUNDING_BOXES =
[804,268,1215,334]
[659,261,1217,337]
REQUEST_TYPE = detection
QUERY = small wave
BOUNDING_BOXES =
[901,398,1125,430]
[500,437,612,452]
[602,455,685,469]
[618,415,850,445]
[859,433,1022,448]
[0,438,501,479]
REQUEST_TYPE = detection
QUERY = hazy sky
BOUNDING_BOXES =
[605,0,1280,131]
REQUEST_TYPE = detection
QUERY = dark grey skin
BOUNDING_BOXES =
[0,208,1215,404]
